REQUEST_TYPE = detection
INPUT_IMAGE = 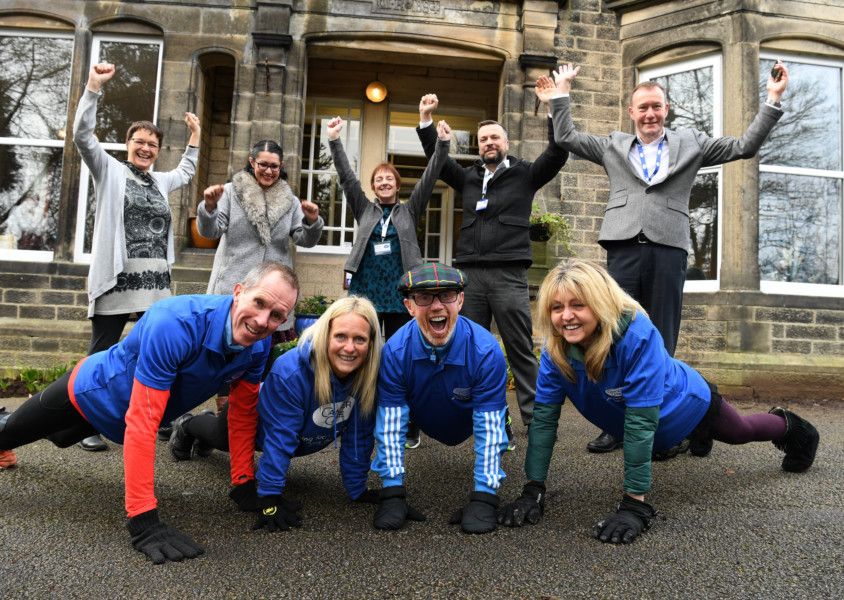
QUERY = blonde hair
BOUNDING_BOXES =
[536,259,644,383]
[298,296,382,415]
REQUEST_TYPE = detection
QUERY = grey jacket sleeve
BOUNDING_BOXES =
[550,95,611,166]
[329,138,372,221]
[699,103,783,166]
[197,183,232,239]
[288,199,324,248]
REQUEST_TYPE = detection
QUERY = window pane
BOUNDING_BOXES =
[0,35,73,140]
[0,146,62,251]
[653,66,713,135]
[687,172,718,280]
[94,41,161,143]
[759,173,840,284]
[313,173,342,227]
[759,60,841,170]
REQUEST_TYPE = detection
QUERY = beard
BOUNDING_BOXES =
[482,149,504,165]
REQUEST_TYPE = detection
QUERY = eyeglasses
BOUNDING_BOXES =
[130,138,159,150]
[409,290,459,306]
[254,161,281,171]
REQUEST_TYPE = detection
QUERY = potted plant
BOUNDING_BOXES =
[294,294,331,336]
[529,203,572,250]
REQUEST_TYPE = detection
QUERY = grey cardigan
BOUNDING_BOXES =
[329,137,450,274]
[73,88,198,317]
[550,95,782,251]
[197,174,323,294]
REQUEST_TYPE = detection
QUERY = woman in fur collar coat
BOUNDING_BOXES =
[198,140,323,307]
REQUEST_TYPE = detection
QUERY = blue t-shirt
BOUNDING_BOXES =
[534,311,710,451]
[371,316,509,493]
[73,294,269,443]
[256,342,374,499]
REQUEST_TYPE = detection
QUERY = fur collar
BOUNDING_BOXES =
[231,170,294,246]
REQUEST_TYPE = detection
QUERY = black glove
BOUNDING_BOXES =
[449,491,499,534]
[373,485,426,530]
[592,495,657,544]
[251,495,303,532]
[229,480,259,512]
[126,509,204,565]
[352,488,379,504]
[229,480,303,513]
[498,481,546,527]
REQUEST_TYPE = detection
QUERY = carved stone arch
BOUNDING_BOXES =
[0,10,74,31]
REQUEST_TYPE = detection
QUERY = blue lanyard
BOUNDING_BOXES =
[636,139,664,183]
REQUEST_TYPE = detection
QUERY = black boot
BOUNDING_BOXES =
[168,413,195,461]
[587,431,622,453]
[769,407,819,473]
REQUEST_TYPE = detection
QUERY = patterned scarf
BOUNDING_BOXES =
[124,161,157,187]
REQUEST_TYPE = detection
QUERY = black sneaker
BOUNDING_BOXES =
[168,413,195,461]
[192,410,215,458]
[405,422,421,449]
[157,423,173,442]
[770,407,820,472]
[652,438,690,461]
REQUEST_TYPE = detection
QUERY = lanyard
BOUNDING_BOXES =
[636,139,664,183]
[380,208,394,241]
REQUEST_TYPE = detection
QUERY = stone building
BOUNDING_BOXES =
[0,0,842,398]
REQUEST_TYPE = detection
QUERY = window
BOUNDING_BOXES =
[758,53,843,296]
[0,30,74,261]
[299,100,361,251]
[73,35,163,262]
[640,54,723,291]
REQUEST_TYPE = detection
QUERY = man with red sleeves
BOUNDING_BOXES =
[0,261,298,565]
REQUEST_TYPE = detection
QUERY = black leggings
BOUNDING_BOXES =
[89,312,143,355]
[0,371,97,450]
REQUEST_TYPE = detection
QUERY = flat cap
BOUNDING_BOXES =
[397,262,466,295]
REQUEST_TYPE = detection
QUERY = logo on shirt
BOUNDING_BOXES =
[311,395,356,428]
[604,387,624,403]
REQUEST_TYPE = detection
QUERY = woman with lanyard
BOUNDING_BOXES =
[168,296,383,523]
[498,259,819,544]
[325,116,452,449]
[72,62,200,453]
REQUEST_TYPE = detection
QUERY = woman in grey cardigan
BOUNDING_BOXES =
[72,63,200,452]
[326,117,451,448]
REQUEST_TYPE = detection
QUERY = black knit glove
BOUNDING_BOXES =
[592,495,657,544]
[229,480,259,512]
[373,485,426,530]
[498,481,546,527]
[251,495,303,532]
[126,509,204,565]
[449,491,499,534]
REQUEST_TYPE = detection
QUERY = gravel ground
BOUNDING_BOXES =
[1,395,842,599]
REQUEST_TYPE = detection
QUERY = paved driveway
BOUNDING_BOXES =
[1,397,841,599]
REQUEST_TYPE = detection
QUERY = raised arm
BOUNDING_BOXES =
[406,120,451,221]
[72,63,116,178]
[326,117,372,220]
[197,183,231,239]
[416,94,465,190]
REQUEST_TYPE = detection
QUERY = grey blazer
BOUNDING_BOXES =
[550,95,783,251]
[329,137,449,274]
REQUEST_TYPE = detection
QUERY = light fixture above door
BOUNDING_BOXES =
[365,80,388,103]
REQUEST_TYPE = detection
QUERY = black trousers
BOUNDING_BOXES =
[605,238,687,357]
[88,312,143,355]
[0,371,97,450]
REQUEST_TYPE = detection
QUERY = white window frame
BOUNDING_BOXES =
[0,29,75,262]
[759,51,844,298]
[298,100,361,255]
[72,34,164,264]
[639,54,724,293]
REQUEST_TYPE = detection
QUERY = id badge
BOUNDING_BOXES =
[374,241,392,255]
[476,197,489,211]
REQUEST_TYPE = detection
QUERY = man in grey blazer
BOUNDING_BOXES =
[537,61,789,452]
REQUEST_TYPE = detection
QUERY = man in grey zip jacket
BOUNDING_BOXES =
[415,94,569,430]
